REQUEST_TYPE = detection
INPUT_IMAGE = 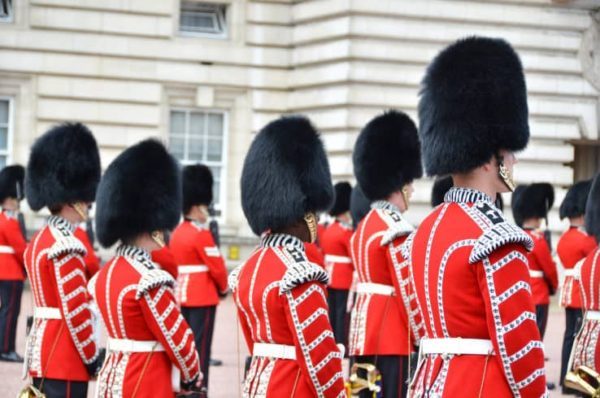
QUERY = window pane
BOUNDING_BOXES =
[0,127,8,150]
[188,137,204,161]
[0,101,8,124]
[190,112,206,138]
[207,137,222,161]
[170,111,186,134]
[207,113,223,137]
[211,166,220,205]
[0,156,6,169]
[169,136,185,160]
[179,2,226,35]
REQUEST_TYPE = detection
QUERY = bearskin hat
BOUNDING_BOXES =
[95,139,181,247]
[330,181,352,216]
[418,37,529,176]
[26,123,101,211]
[353,110,422,201]
[182,164,213,214]
[350,185,371,229]
[0,165,25,203]
[241,116,334,236]
[585,173,600,241]
[511,183,554,227]
[560,180,592,220]
[431,176,453,207]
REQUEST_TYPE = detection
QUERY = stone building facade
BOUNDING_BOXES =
[0,0,598,263]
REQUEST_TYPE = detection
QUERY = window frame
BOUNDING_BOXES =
[0,0,13,23]
[169,107,229,220]
[0,97,14,168]
[178,1,228,40]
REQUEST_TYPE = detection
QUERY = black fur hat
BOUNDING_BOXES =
[350,185,371,229]
[511,183,555,227]
[418,37,529,176]
[96,139,181,247]
[0,165,25,203]
[26,123,101,211]
[353,110,422,201]
[330,181,352,216]
[560,180,592,220]
[431,176,453,207]
[182,164,213,214]
[241,116,334,236]
[585,173,600,241]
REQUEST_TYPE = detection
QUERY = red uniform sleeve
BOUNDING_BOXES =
[282,282,345,398]
[139,283,201,383]
[74,228,101,278]
[196,232,228,294]
[5,217,26,266]
[152,246,179,279]
[533,237,558,293]
[305,243,325,267]
[582,235,598,258]
[51,251,98,364]
[476,243,547,396]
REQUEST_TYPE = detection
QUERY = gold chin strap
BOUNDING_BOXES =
[72,202,88,221]
[498,161,516,192]
[401,186,410,211]
[151,231,166,248]
[304,213,318,243]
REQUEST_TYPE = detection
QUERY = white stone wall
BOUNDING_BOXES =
[0,0,598,256]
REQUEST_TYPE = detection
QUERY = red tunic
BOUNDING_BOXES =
[74,226,101,279]
[305,242,326,269]
[348,201,422,356]
[90,245,200,397]
[557,227,597,308]
[321,221,354,290]
[229,233,346,397]
[524,229,558,306]
[0,210,26,281]
[23,216,98,381]
[407,188,546,397]
[170,220,228,307]
[570,248,600,371]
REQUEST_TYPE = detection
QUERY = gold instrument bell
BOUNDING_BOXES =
[345,363,382,398]
[18,385,45,398]
[565,366,600,397]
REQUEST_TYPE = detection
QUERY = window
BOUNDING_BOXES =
[179,2,227,38]
[0,99,12,168]
[572,142,600,181]
[169,109,227,213]
[0,0,12,22]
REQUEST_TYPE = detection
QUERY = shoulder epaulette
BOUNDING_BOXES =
[228,264,242,292]
[468,201,533,264]
[378,209,414,246]
[48,235,87,260]
[136,268,175,299]
[280,261,328,293]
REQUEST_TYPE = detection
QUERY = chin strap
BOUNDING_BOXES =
[497,155,516,192]
[304,213,318,243]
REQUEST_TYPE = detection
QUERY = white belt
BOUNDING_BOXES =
[107,338,166,353]
[529,270,544,278]
[0,245,15,254]
[586,311,600,321]
[178,265,209,274]
[420,338,494,356]
[33,307,61,320]
[253,343,296,360]
[325,255,352,264]
[356,282,394,296]
[564,269,577,277]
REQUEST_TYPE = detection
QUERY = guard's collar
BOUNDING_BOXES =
[371,200,401,213]
[260,233,304,250]
[116,244,152,261]
[444,187,494,204]
[47,215,76,233]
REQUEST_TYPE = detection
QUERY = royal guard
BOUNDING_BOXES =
[90,139,201,397]
[565,173,600,395]
[169,163,228,395]
[349,110,423,398]
[406,37,547,396]
[229,116,345,397]
[557,179,597,393]
[511,183,558,339]
[23,123,101,397]
[321,181,353,349]
[0,165,27,363]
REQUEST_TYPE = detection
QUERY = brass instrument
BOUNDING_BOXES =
[18,385,45,398]
[345,363,382,398]
[565,366,600,397]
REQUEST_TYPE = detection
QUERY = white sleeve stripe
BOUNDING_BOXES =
[516,368,546,389]
[508,341,544,363]
[496,281,531,304]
